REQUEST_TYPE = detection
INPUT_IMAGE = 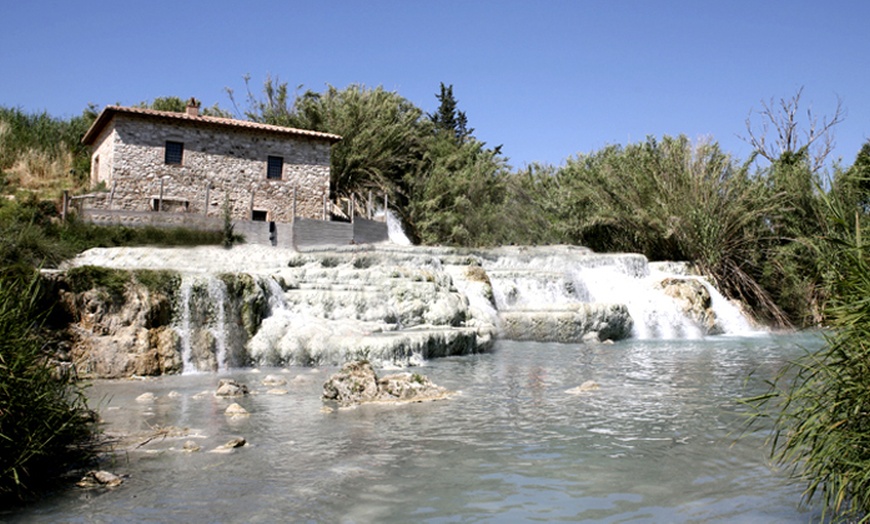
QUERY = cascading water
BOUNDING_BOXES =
[384,209,412,245]
[207,277,229,371]
[177,276,194,373]
[65,244,760,376]
[478,247,754,340]
[174,274,232,373]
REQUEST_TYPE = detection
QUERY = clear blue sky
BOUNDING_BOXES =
[3,1,868,170]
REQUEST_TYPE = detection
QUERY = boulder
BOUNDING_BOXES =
[77,470,125,488]
[657,278,722,335]
[261,374,287,387]
[215,379,249,397]
[225,403,250,417]
[499,303,633,343]
[321,361,380,406]
[322,360,451,408]
[378,372,449,402]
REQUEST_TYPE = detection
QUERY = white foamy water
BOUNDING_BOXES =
[63,244,761,373]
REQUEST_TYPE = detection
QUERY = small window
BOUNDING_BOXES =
[267,155,283,180]
[252,209,268,221]
[165,141,183,165]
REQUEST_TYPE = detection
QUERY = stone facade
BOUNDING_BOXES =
[82,105,341,223]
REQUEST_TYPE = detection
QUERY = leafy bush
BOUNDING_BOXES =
[0,272,97,503]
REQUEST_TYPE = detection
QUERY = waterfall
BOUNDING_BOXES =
[578,265,703,339]
[208,277,229,372]
[174,274,232,373]
[66,244,762,375]
[178,276,195,373]
[384,209,412,245]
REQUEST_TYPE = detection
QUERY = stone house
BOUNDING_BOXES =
[81,100,341,223]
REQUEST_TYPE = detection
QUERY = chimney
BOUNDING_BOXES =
[186,97,200,117]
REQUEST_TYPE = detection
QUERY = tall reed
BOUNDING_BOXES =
[0,272,98,503]
[746,193,870,521]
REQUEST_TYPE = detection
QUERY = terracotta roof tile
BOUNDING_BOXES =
[81,105,342,145]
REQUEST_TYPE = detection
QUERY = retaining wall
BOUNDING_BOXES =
[78,209,388,249]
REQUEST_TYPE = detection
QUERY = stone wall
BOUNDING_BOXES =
[78,208,387,249]
[89,113,331,222]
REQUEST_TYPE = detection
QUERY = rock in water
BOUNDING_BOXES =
[77,470,125,488]
[322,361,380,407]
[183,440,202,452]
[261,374,287,387]
[135,392,156,402]
[215,379,249,397]
[210,437,247,453]
[657,278,722,335]
[225,403,250,417]
[322,360,451,408]
[566,380,600,394]
[378,372,448,402]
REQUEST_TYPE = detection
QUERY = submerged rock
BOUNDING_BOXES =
[77,470,125,488]
[566,380,600,394]
[183,440,202,452]
[261,374,287,387]
[322,360,451,408]
[210,437,247,453]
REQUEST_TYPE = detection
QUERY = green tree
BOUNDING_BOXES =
[289,84,431,208]
[406,133,509,246]
[429,83,471,143]
[136,96,232,118]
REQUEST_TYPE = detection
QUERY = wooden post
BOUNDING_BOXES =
[62,190,69,222]
[158,178,164,212]
[292,186,297,223]
[383,193,388,222]
[368,190,373,219]
[108,181,116,209]
[350,195,355,223]
[323,194,328,221]
[249,189,255,220]
[204,184,211,216]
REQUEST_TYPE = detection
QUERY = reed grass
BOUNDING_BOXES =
[0,272,98,503]
[745,192,870,521]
